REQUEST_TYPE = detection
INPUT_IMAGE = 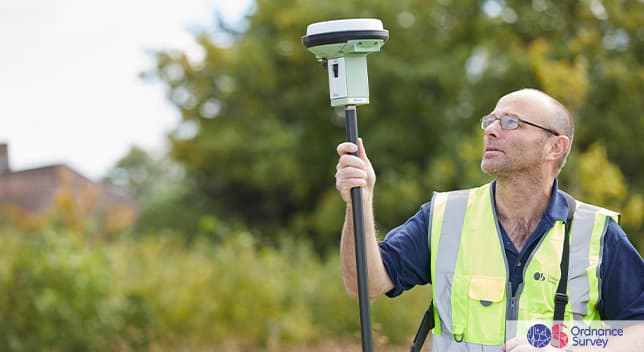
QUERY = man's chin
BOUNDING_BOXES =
[481,162,508,178]
[481,162,497,176]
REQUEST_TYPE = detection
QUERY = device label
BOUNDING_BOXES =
[328,57,348,100]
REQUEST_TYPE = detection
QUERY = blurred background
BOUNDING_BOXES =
[0,0,642,351]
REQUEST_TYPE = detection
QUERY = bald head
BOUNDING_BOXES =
[500,88,574,169]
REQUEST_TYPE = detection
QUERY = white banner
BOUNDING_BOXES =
[504,320,644,351]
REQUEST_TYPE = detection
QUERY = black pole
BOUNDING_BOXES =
[344,105,373,352]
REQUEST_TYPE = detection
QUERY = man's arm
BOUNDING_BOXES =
[599,220,644,320]
[340,201,394,297]
[336,139,394,297]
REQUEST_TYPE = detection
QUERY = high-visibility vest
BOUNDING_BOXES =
[429,183,619,351]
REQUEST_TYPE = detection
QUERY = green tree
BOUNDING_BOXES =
[104,146,209,239]
[104,146,179,204]
[149,0,643,253]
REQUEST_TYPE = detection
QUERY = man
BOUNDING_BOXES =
[335,88,644,351]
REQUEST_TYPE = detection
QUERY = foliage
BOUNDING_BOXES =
[0,230,124,351]
[561,143,644,250]
[0,227,430,350]
[110,231,432,349]
[103,146,178,205]
[143,0,643,253]
[103,146,209,240]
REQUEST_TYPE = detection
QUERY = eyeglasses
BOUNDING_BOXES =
[480,114,560,136]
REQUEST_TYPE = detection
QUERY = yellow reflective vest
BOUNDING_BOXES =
[429,183,619,351]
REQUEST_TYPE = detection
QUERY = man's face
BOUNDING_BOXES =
[480,92,554,178]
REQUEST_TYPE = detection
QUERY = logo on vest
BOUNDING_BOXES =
[527,323,568,349]
[533,272,546,281]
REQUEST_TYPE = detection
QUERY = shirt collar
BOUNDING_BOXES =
[549,178,569,224]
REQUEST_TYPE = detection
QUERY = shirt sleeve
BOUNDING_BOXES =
[379,202,432,298]
[598,219,644,320]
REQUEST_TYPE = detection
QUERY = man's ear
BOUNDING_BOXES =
[547,135,570,161]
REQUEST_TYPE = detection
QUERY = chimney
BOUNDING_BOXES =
[0,143,10,174]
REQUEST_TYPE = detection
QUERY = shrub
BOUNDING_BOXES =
[0,227,433,350]
[0,230,124,351]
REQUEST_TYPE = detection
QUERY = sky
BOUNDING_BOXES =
[0,0,252,180]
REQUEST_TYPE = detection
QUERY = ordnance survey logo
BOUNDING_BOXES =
[526,322,625,349]
[527,323,568,348]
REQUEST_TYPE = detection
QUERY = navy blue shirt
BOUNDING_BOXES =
[379,180,644,320]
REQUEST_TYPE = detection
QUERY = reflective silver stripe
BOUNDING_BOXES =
[433,189,470,337]
[568,203,595,317]
[432,332,502,352]
[428,192,435,254]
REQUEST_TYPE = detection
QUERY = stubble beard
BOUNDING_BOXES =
[481,155,508,178]
[481,153,534,181]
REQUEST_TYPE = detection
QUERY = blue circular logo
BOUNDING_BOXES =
[533,272,542,280]
[527,323,552,348]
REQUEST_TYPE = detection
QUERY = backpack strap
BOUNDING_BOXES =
[409,301,434,352]
[554,191,576,322]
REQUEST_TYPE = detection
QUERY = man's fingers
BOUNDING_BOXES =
[336,177,367,189]
[358,138,368,161]
[335,139,374,204]
[336,167,368,180]
[336,165,368,189]
[337,140,370,168]
[337,154,366,170]
[337,142,358,156]
[503,336,523,351]
[503,336,536,352]
[336,173,367,193]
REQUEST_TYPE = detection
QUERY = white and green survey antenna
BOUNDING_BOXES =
[302,18,389,352]
[302,18,389,107]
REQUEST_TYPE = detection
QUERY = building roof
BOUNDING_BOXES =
[0,143,136,215]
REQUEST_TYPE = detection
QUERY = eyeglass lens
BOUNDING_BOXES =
[481,115,519,130]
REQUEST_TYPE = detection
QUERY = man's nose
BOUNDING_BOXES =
[484,119,502,136]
